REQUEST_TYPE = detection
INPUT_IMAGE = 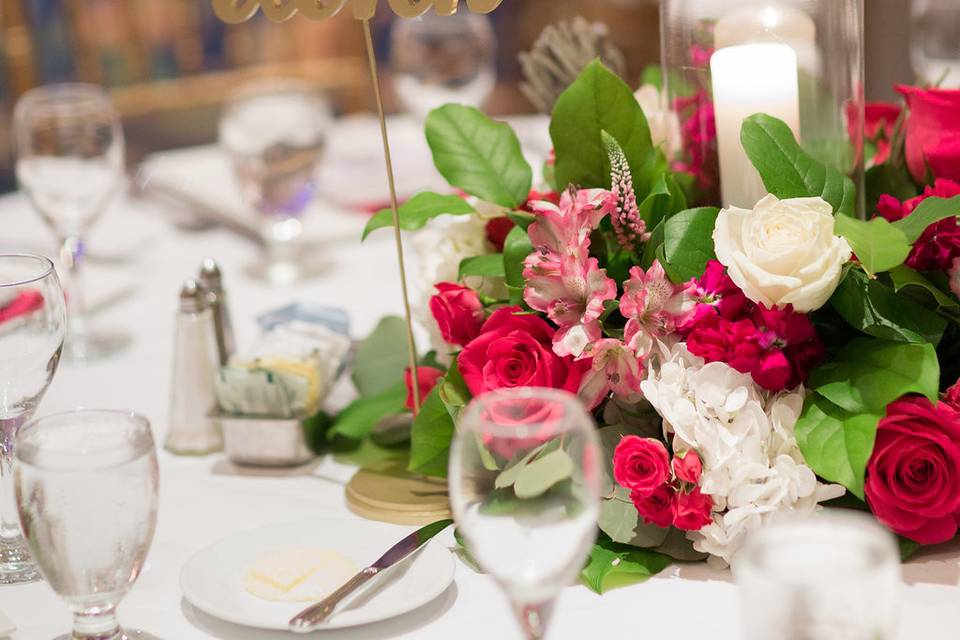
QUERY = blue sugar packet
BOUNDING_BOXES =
[257,303,351,336]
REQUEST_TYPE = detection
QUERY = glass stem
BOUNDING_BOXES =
[60,236,88,355]
[72,607,121,640]
[512,599,554,640]
[0,416,26,547]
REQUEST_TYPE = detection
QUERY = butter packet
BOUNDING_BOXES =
[214,367,295,418]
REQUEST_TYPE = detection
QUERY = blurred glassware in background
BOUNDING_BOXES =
[15,410,160,640]
[449,388,602,640]
[736,510,900,640]
[390,12,497,119]
[219,79,333,286]
[911,0,960,87]
[13,84,127,362]
[0,254,65,585]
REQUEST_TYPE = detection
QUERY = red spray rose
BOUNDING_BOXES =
[405,366,445,414]
[457,307,590,398]
[849,102,901,166]
[672,451,703,485]
[630,484,677,529]
[865,396,960,544]
[613,436,671,495]
[674,487,713,532]
[429,282,485,347]
[877,178,960,272]
[897,85,960,183]
[944,380,960,412]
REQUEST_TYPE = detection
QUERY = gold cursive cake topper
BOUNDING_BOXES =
[212,0,504,22]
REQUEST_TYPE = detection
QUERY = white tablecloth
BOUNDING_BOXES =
[0,116,959,639]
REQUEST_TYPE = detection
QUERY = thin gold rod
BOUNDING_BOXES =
[362,18,421,412]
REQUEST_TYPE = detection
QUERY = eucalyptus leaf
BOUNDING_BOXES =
[426,105,532,208]
[892,196,960,244]
[513,449,575,499]
[438,361,470,421]
[352,316,411,397]
[661,207,720,283]
[459,254,506,279]
[741,114,857,216]
[833,215,910,276]
[495,443,550,490]
[408,386,455,478]
[653,528,708,562]
[598,492,671,548]
[362,192,475,241]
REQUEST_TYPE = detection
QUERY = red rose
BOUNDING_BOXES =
[945,381,960,412]
[429,282,485,347]
[897,85,960,183]
[485,218,515,252]
[674,488,713,532]
[865,396,960,544]
[850,102,901,166]
[613,436,671,495]
[404,366,445,414]
[877,179,960,272]
[457,306,589,397]
[630,484,677,528]
[672,451,703,485]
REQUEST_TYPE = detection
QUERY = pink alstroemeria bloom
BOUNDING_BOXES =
[578,339,645,406]
[619,262,688,357]
[527,188,614,260]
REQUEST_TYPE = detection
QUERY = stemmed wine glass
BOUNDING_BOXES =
[15,410,160,640]
[389,11,498,118]
[219,78,334,285]
[0,254,66,584]
[449,388,602,639]
[13,83,127,362]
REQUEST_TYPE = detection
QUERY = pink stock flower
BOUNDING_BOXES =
[674,488,714,532]
[951,258,960,301]
[673,90,719,198]
[877,179,960,272]
[678,260,753,331]
[619,262,689,356]
[578,339,645,405]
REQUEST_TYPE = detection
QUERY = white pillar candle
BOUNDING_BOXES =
[710,42,800,208]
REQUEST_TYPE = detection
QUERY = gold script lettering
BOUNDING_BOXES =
[212,0,504,22]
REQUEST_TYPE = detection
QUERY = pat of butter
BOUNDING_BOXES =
[245,549,357,602]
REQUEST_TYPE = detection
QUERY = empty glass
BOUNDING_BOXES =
[389,12,497,118]
[13,83,127,362]
[219,78,333,285]
[736,510,900,640]
[911,0,960,87]
[0,254,66,584]
[15,410,160,640]
[449,388,602,639]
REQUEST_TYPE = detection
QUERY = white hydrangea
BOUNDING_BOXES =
[640,340,844,566]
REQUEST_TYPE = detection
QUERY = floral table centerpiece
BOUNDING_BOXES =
[345,60,960,590]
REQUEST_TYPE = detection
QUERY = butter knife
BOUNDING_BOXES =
[288,519,453,633]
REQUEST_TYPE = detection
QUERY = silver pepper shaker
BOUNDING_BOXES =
[198,258,235,366]
[166,279,223,455]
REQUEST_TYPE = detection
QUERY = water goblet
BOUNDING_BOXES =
[13,83,127,362]
[735,510,901,640]
[448,388,602,639]
[15,410,160,640]
[219,78,334,285]
[0,254,66,584]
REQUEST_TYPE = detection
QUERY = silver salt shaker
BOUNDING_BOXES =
[199,258,235,366]
[166,279,223,455]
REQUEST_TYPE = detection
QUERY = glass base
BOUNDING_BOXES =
[64,330,131,364]
[0,541,40,584]
[54,630,161,640]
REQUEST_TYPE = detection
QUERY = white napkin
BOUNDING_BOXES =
[0,607,15,637]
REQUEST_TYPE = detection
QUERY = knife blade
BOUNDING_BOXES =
[288,519,453,633]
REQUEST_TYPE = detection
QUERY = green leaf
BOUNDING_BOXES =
[581,534,671,594]
[865,163,918,214]
[887,265,960,311]
[329,383,407,441]
[506,210,535,230]
[892,196,960,243]
[425,104,532,208]
[362,192,475,241]
[741,114,857,216]
[831,268,947,346]
[640,220,664,270]
[495,442,551,489]
[458,254,505,279]
[899,537,922,561]
[661,207,720,283]
[833,215,910,276]
[330,437,408,467]
[809,338,939,414]
[550,60,655,194]
[352,316,411,397]
[513,449,575,499]
[503,225,533,305]
[408,386,456,478]
[653,528,708,562]
[437,361,470,421]
[795,395,880,500]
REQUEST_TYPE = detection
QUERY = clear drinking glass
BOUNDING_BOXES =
[219,78,333,285]
[911,0,960,88]
[13,83,127,362]
[0,254,66,584]
[736,510,900,640]
[15,410,160,640]
[449,388,602,640]
[389,12,497,119]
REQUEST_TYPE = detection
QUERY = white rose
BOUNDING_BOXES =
[713,194,852,313]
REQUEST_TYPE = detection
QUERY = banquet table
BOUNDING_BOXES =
[1,115,959,640]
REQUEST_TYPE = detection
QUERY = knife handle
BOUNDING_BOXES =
[288,566,380,633]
